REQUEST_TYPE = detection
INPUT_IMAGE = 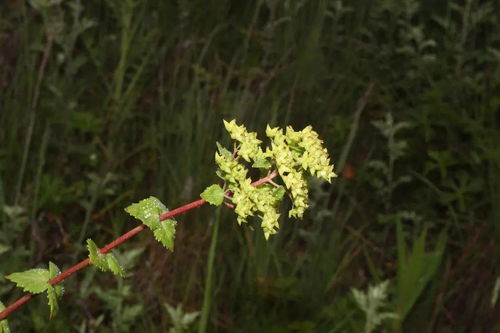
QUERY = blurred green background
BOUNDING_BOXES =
[0,0,499,332]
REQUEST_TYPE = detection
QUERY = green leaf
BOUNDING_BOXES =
[125,196,177,251]
[106,253,125,278]
[48,261,64,298]
[48,261,60,280]
[124,196,168,229]
[289,142,305,155]
[273,186,286,199]
[5,268,50,294]
[4,263,64,320]
[153,219,177,251]
[87,239,126,277]
[200,184,224,206]
[54,283,64,298]
[252,158,272,169]
[215,169,226,180]
[86,239,107,271]
[46,285,59,318]
[0,301,11,333]
[216,142,232,158]
[0,320,10,333]
[395,222,447,321]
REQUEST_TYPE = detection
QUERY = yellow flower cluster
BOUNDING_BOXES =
[215,148,282,239]
[215,151,247,184]
[216,120,336,238]
[266,125,336,218]
[286,126,336,181]
[223,120,264,162]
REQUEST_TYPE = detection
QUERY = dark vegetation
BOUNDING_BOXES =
[0,0,499,331]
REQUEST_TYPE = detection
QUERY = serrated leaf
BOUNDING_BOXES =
[46,285,59,318]
[106,253,125,278]
[5,268,50,294]
[153,219,177,251]
[0,301,11,333]
[124,196,168,229]
[252,158,272,169]
[216,142,232,158]
[200,184,224,206]
[47,261,64,298]
[48,261,60,279]
[54,282,64,298]
[86,239,107,271]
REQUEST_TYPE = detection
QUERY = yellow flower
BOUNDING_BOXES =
[216,120,336,238]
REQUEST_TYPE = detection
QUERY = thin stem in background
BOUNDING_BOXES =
[198,205,222,333]
[331,83,373,221]
[14,35,53,206]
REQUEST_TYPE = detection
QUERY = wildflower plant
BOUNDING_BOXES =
[0,120,336,329]
[206,120,336,238]
[352,280,398,333]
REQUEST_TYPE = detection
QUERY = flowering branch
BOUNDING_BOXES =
[0,171,278,321]
[0,119,336,329]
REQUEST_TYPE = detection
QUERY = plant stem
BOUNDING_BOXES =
[14,35,53,206]
[198,205,222,333]
[0,171,278,321]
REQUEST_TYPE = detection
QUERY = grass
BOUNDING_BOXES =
[0,0,499,331]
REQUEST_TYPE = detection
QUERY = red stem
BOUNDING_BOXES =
[0,171,278,321]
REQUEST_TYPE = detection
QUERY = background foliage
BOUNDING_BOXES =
[0,0,499,331]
